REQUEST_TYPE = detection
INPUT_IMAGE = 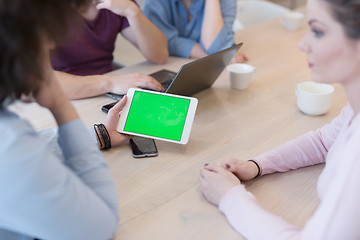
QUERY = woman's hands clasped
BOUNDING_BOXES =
[200,163,240,206]
[200,157,260,206]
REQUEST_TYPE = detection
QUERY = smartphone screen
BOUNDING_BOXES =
[130,136,158,158]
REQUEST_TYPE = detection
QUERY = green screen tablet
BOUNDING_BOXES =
[117,88,198,144]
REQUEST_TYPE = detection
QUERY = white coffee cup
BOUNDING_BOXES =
[227,63,256,90]
[282,11,304,31]
[295,82,334,116]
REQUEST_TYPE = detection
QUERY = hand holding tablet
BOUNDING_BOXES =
[117,88,198,144]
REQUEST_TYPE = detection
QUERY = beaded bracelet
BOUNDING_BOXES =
[94,124,111,150]
[248,159,262,179]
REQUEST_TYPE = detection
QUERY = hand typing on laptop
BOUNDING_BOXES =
[105,43,243,101]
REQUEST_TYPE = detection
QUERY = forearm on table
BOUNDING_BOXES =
[123,7,168,64]
[219,185,301,239]
[254,106,349,175]
[254,131,328,175]
[55,71,112,100]
[201,0,224,50]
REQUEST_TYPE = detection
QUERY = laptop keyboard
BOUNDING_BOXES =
[149,70,177,91]
[161,79,173,89]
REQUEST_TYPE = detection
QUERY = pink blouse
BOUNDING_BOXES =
[219,104,360,239]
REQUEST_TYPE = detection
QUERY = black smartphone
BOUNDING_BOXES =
[105,92,124,101]
[130,136,158,158]
[101,101,118,114]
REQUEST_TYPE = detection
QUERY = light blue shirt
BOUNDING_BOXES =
[143,0,236,58]
[0,108,119,240]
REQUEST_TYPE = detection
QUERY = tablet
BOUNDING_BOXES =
[117,88,198,144]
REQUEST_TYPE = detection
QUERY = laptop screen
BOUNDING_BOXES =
[165,43,243,96]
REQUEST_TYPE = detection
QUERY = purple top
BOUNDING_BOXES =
[51,9,130,76]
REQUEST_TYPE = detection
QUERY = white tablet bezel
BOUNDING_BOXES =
[117,88,198,144]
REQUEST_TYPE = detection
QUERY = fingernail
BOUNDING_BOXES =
[204,163,209,167]
[225,164,230,169]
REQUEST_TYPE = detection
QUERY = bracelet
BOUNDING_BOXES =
[94,124,103,149]
[97,124,111,150]
[248,159,262,179]
[94,124,111,150]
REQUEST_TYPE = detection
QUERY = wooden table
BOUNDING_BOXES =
[10,14,347,240]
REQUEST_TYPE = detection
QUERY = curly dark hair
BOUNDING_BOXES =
[324,0,360,39]
[0,0,91,105]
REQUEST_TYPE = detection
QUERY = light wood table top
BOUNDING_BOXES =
[10,13,347,240]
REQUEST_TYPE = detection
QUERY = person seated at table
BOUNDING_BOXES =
[200,0,360,238]
[51,0,168,100]
[0,0,132,238]
[143,0,247,63]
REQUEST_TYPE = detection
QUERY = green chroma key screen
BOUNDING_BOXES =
[124,90,191,141]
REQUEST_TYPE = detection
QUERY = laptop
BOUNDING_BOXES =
[105,42,243,99]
